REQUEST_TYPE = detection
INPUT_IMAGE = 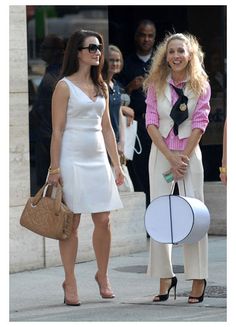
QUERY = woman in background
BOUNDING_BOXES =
[103,44,135,154]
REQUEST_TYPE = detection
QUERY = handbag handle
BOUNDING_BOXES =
[170,182,175,195]
[134,134,142,155]
[31,183,63,216]
[31,184,47,206]
[170,179,187,196]
[54,185,63,216]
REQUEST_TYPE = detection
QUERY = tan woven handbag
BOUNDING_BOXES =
[20,183,74,240]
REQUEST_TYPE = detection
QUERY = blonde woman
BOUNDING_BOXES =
[103,44,134,155]
[144,33,211,304]
[104,45,132,152]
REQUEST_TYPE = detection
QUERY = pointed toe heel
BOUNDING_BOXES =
[153,276,177,302]
[188,279,207,304]
[95,272,115,299]
[62,281,81,306]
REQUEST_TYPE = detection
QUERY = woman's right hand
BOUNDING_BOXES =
[168,153,189,181]
[127,76,144,93]
[121,106,134,126]
[113,165,125,186]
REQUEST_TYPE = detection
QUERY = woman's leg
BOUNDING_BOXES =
[92,211,114,297]
[147,240,174,278]
[184,234,208,303]
[148,240,176,301]
[148,147,176,300]
[181,146,208,303]
[59,214,81,303]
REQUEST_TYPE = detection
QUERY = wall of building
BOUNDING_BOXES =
[10,6,46,272]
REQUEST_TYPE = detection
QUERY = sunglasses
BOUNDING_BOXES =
[79,44,103,53]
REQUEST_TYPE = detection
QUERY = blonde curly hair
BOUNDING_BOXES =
[143,33,209,96]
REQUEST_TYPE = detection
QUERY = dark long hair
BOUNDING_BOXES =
[60,29,106,98]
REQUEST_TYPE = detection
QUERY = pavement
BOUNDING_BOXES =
[9,236,226,322]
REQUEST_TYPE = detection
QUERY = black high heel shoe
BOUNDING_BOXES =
[153,276,177,302]
[188,279,207,304]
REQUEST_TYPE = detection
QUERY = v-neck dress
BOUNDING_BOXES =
[59,77,123,214]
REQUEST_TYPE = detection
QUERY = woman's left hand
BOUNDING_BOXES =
[220,170,227,185]
[113,165,125,186]
[117,141,124,154]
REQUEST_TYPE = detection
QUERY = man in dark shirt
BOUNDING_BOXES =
[29,34,65,191]
[118,19,156,208]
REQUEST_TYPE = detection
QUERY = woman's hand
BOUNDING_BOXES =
[126,76,144,94]
[117,141,124,155]
[47,172,63,187]
[171,168,185,181]
[113,165,125,186]
[220,172,227,185]
[220,167,227,185]
[121,106,134,126]
[168,153,189,181]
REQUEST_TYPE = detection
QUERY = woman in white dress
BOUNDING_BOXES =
[47,30,124,306]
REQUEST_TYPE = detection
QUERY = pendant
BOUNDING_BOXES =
[179,103,187,111]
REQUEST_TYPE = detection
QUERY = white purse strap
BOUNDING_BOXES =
[134,134,142,154]
[170,179,187,196]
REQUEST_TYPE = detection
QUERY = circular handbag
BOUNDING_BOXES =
[145,194,210,244]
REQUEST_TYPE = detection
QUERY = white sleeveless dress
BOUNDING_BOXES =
[59,77,123,214]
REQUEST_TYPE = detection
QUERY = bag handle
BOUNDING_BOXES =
[170,179,187,196]
[31,183,63,216]
[170,182,176,195]
[134,134,142,155]
[31,184,47,206]
[54,185,63,216]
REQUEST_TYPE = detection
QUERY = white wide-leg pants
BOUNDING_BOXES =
[147,144,208,280]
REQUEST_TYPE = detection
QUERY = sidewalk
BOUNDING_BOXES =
[10,236,226,322]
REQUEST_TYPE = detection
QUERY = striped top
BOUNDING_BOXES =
[145,79,211,150]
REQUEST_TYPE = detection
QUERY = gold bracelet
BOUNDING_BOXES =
[48,167,60,174]
[219,167,227,174]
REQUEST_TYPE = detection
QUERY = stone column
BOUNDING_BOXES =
[9,6,44,272]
